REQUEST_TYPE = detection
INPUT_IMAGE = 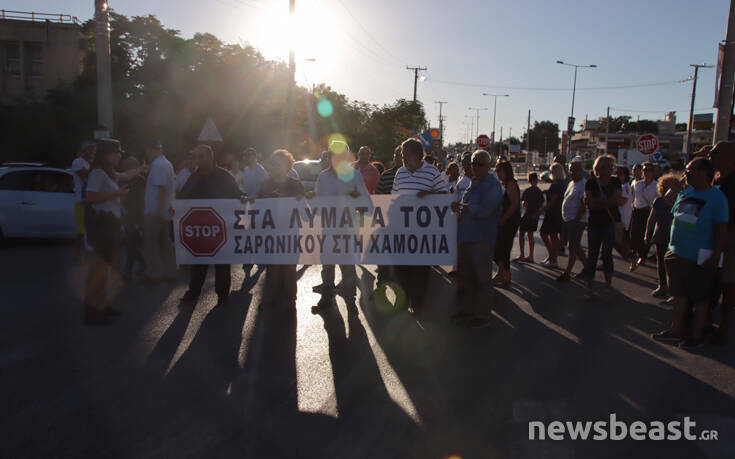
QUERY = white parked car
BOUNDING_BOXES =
[0,164,76,239]
[292,159,323,192]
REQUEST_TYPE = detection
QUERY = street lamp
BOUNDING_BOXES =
[482,93,509,143]
[557,60,596,157]
[468,107,488,147]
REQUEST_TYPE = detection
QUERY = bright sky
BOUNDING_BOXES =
[11,0,731,145]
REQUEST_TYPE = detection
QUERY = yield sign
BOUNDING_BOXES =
[198,117,223,142]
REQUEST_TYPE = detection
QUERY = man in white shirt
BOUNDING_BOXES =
[630,162,659,269]
[240,147,269,198]
[71,141,96,259]
[312,144,370,302]
[557,160,588,281]
[391,138,448,314]
[143,140,177,282]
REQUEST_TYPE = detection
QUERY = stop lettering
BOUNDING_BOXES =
[179,207,227,256]
[636,134,659,156]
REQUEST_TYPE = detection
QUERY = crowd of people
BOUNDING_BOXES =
[70,136,735,349]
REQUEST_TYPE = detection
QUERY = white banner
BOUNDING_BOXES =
[173,194,457,266]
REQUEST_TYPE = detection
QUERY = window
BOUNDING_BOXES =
[5,43,20,77]
[0,171,35,191]
[35,171,74,194]
[25,42,43,77]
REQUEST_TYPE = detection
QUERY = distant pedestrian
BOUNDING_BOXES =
[446,161,470,199]
[615,166,634,259]
[83,139,146,324]
[372,161,386,175]
[376,146,402,195]
[709,142,735,345]
[175,149,195,193]
[142,140,177,283]
[516,172,544,263]
[556,160,588,281]
[352,146,380,194]
[451,150,503,328]
[632,163,643,182]
[258,149,307,307]
[583,155,622,300]
[537,162,565,266]
[493,160,520,286]
[630,162,659,271]
[392,138,448,314]
[120,156,147,281]
[644,173,682,298]
[240,147,269,198]
[71,141,96,260]
[178,145,247,304]
[653,158,728,349]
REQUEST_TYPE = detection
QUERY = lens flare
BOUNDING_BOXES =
[335,161,356,182]
[373,281,407,314]
[317,98,333,118]
[328,133,347,153]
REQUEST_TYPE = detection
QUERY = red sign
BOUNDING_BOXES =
[636,134,659,155]
[179,207,227,256]
[476,134,491,148]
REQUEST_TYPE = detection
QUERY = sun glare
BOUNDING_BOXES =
[255,2,337,67]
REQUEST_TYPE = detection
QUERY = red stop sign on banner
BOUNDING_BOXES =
[637,134,659,155]
[476,134,491,148]
[179,207,227,256]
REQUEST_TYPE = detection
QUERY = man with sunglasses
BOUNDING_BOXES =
[451,150,503,329]
[654,158,728,349]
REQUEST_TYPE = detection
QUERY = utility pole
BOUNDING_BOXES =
[482,93,509,144]
[687,63,713,157]
[526,109,531,169]
[435,101,447,148]
[465,115,475,147]
[468,107,487,148]
[715,0,735,143]
[605,106,610,156]
[557,60,597,158]
[406,66,427,102]
[94,0,113,135]
[285,0,296,151]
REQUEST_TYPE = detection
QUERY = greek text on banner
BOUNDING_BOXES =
[173,194,457,266]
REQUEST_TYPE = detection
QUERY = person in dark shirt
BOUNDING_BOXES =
[583,154,622,300]
[257,149,308,307]
[121,156,147,280]
[375,145,403,286]
[517,172,545,262]
[179,145,247,304]
[710,141,735,345]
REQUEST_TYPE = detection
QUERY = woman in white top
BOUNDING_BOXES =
[83,139,146,325]
[629,162,659,271]
[616,166,634,259]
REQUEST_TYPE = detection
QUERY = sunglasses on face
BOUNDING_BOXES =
[472,161,489,167]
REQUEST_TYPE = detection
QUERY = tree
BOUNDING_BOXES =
[522,121,560,153]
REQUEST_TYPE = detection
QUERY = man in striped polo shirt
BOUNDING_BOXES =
[376,145,403,195]
[391,138,448,314]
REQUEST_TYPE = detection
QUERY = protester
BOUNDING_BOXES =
[352,146,380,194]
[451,149,504,328]
[709,141,735,345]
[461,151,474,180]
[630,162,659,271]
[178,145,248,304]
[224,151,244,185]
[616,166,634,259]
[175,149,195,193]
[375,145,403,286]
[312,143,370,301]
[120,156,147,281]
[376,146,402,195]
[240,147,269,198]
[493,160,520,286]
[142,140,177,283]
[392,138,448,313]
[446,161,471,199]
[71,141,96,260]
[516,172,544,263]
[653,158,728,348]
[537,162,565,266]
[644,173,682,299]
[423,155,437,166]
[557,160,588,281]
[257,149,307,307]
[83,139,145,324]
[632,163,643,182]
[583,155,622,300]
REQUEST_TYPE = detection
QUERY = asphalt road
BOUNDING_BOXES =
[3,208,735,458]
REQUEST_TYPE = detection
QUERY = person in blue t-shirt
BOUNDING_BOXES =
[653,158,728,349]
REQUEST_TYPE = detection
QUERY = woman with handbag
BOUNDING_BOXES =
[83,139,146,325]
[583,155,622,301]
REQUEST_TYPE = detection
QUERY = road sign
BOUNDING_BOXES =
[429,128,441,139]
[652,151,663,161]
[198,117,223,142]
[567,116,575,133]
[179,207,227,256]
[636,134,659,155]
[476,134,491,148]
[418,132,433,149]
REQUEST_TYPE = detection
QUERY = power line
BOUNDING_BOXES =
[609,106,712,114]
[331,0,404,65]
[425,78,690,91]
